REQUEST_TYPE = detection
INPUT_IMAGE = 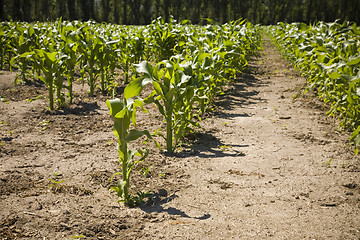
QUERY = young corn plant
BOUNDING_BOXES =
[77,26,102,96]
[98,40,117,95]
[125,60,198,153]
[10,24,40,84]
[107,97,153,207]
[28,49,67,110]
[60,35,79,104]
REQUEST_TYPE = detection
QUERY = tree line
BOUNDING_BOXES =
[1,0,359,25]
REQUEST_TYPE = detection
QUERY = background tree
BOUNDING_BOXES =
[67,0,77,20]
[0,0,359,25]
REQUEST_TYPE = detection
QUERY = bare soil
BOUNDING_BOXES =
[1,39,359,240]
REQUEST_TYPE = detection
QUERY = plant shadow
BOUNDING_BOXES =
[140,189,211,220]
[213,67,269,115]
[48,101,101,115]
[168,131,248,159]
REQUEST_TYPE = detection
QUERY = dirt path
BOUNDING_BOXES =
[1,38,359,239]
[138,38,360,239]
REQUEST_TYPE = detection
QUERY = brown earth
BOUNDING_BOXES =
[0,38,359,240]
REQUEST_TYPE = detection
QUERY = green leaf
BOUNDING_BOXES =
[19,51,34,58]
[124,76,153,99]
[134,61,154,77]
[180,19,189,25]
[125,129,152,142]
[114,108,128,119]
[110,172,122,183]
[106,98,124,118]
[347,57,360,66]
[45,51,58,62]
[152,81,163,95]
[328,71,341,79]
[350,126,360,143]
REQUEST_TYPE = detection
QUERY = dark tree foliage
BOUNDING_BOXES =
[1,0,359,24]
[80,0,90,21]
[67,0,77,20]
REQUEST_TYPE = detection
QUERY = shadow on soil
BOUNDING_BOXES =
[171,65,265,159]
[141,189,211,220]
[213,67,269,116]
[48,101,101,115]
[170,132,248,159]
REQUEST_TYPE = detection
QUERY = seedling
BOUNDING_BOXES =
[125,60,200,153]
[219,145,232,151]
[105,139,114,146]
[0,95,8,103]
[0,121,8,128]
[159,171,166,178]
[25,95,44,102]
[49,171,65,192]
[322,158,333,167]
[70,234,85,239]
[39,120,50,130]
[140,165,152,177]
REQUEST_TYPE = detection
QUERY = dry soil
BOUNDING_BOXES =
[0,38,359,239]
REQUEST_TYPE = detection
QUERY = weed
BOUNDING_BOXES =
[105,139,114,146]
[39,120,50,130]
[49,171,65,192]
[322,158,333,167]
[0,95,9,103]
[219,145,232,151]
[159,171,166,178]
[25,95,44,102]
[0,120,8,128]
[70,234,85,239]
[140,165,152,177]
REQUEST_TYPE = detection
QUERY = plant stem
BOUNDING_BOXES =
[166,113,173,153]
[89,68,94,96]
[124,60,129,84]
[100,70,105,95]
[68,72,73,104]
[48,77,54,110]
[120,139,129,203]
[119,108,129,204]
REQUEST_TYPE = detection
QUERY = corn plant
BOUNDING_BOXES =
[10,24,41,84]
[125,60,200,153]
[4,18,262,134]
[77,24,102,96]
[149,17,180,61]
[0,22,16,70]
[59,23,80,104]
[268,21,360,152]
[22,49,66,110]
[97,40,117,95]
[107,97,153,207]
